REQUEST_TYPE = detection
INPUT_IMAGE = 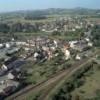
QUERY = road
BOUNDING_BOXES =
[6,50,100,100]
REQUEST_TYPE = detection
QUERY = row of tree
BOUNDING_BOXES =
[92,25,100,47]
[25,15,47,20]
[52,62,94,100]
[0,22,40,33]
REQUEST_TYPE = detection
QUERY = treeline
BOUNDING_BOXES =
[1,8,99,21]
[92,25,100,47]
[24,10,48,20]
[0,22,40,33]
[25,15,47,20]
[24,11,47,20]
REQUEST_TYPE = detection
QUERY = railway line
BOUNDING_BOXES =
[6,50,100,100]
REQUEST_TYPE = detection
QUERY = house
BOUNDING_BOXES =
[53,40,58,48]
[33,52,39,61]
[75,25,81,29]
[5,42,16,48]
[5,43,10,48]
[47,50,53,60]
[6,47,20,56]
[0,64,8,76]
[0,80,19,96]
[7,73,15,80]
[69,41,78,48]
[75,54,81,60]
[16,41,26,46]
[0,71,19,97]
[0,44,4,48]
[84,31,92,38]
[64,50,71,60]
[69,39,93,52]
[0,48,11,62]
[85,38,90,42]
[62,43,70,60]
[4,56,17,67]
[88,42,93,47]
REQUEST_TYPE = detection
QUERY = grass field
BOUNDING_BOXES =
[71,63,100,99]
[86,17,100,24]
[3,15,56,23]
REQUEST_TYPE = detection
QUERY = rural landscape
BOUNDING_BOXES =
[0,0,100,100]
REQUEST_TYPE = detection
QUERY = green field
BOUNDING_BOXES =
[86,17,100,24]
[48,62,100,100]
[72,64,100,99]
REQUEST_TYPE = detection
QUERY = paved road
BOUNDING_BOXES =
[6,51,100,100]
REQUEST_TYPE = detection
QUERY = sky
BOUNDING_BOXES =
[0,0,100,12]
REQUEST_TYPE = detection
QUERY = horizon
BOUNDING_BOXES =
[0,0,100,13]
[0,7,100,14]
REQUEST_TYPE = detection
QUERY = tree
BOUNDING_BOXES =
[92,25,100,46]
[11,23,23,32]
[0,23,10,33]
[52,31,61,36]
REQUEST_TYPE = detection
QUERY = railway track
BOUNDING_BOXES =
[39,50,100,100]
[6,50,100,100]
[38,58,94,100]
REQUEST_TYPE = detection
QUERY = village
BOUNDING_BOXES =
[0,16,96,99]
[0,0,100,99]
